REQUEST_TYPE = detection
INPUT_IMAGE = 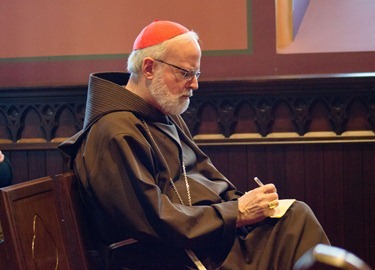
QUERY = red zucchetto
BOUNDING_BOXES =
[132,20,190,51]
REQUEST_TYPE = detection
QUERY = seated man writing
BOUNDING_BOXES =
[59,20,330,269]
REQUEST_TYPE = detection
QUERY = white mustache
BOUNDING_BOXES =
[184,90,193,97]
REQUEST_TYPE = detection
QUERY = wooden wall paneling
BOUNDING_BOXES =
[226,145,248,192]
[321,143,344,247]
[245,145,263,191]
[249,145,268,184]
[207,145,230,180]
[302,145,326,223]
[284,144,306,201]
[9,151,29,184]
[264,145,287,197]
[362,143,375,268]
[45,149,67,179]
[27,150,46,180]
[342,144,366,260]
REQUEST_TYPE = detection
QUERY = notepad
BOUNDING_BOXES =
[270,199,296,218]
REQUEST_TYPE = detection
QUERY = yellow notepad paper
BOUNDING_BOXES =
[270,199,296,218]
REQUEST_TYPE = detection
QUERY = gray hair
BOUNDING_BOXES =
[126,31,199,76]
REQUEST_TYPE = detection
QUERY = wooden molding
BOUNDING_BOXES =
[1,73,375,150]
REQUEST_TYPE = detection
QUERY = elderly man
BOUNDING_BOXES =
[59,20,329,269]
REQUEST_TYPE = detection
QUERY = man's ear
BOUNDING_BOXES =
[142,58,155,79]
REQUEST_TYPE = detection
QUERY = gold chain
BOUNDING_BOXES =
[141,119,192,206]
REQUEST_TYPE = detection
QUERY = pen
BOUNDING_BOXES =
[254,177,264,187]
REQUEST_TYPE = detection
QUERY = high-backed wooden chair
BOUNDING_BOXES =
[0,176,72,270]
[293,244,372,270]
[54,171,98,270]
[0,172,136,270]
[54,171,137,270]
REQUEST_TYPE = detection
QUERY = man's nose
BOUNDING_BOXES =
[187,76,199,90]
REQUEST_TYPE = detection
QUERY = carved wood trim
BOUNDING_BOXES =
[0,85,86,150]
[184,74,375,142]
[1,74,375,150]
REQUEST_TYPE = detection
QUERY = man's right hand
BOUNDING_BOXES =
[236,184,279,228]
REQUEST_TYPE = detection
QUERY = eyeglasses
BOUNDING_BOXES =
[155,59,201,80]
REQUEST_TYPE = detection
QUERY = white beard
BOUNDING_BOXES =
[150,72,192,115]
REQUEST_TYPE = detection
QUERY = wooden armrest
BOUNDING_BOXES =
[108,238,138,251]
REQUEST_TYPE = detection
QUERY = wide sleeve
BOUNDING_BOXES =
[81,115,238,251]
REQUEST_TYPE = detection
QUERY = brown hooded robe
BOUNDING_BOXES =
[59,72,329,270]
